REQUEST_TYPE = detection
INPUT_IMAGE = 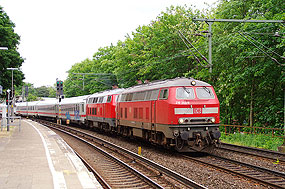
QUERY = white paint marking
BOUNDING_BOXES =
[174,108,193,114]
[24,120,67,189]
[56,135,101,188]
[202,107,219,114]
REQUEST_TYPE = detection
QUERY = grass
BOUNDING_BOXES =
[220,132,284,151]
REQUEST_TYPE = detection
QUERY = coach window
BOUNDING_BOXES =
[159,89,169,100]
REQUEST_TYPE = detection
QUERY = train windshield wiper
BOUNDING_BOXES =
[203,86,211,94]
[183,86,191,94]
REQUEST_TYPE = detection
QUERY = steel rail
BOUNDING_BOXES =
[38,119,206,189]
[182,154,285,189]
[68,126,206,189]
[74,151,111,189]
[210,154,285,178]
[46,123,164,189]
[219,143,285,162]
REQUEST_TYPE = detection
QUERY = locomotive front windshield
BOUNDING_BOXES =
[176,87,195,99]
[196,87,215,99]
[176,87,215,99]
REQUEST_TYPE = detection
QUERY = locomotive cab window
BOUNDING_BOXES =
[176,87,195,99]
[196,87,215,99]
[159,89,168,100]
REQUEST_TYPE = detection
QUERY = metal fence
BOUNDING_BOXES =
[221,124,284,138]
[1,116,21,132]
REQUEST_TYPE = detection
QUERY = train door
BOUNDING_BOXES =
[150,89,159,132]
[103,96,107,118]
[151,101,156,125]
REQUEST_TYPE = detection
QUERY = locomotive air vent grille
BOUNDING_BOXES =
[190,118,206,123]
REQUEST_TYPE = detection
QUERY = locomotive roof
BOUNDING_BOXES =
[88,88,125,98]
[122,77,211,94]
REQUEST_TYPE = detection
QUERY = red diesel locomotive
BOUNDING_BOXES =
[116,77,220,152]
[86,88,124,130]
[15,77,220,152]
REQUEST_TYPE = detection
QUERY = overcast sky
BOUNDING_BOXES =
[1,0,216,87]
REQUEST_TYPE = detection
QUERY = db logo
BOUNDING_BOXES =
[194,108,202,114]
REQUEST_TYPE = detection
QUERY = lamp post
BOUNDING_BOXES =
[7,68,19,118]
[6,89,11,131]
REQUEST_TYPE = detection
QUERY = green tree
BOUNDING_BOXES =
[64,2,284,130]
[0,6,24,95]
[211,0,284,128]
[35,86,50,97]
[48,86,56,98]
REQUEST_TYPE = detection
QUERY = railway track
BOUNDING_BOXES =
[218,142,285,164]
[37,119,206,189]
[183,153,285,188]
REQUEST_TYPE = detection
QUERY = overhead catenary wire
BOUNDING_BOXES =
[178,30,209,63]
[243,32,284,59]
[237,31,284,66]
[177,30,210,68]
[177,31,206,67]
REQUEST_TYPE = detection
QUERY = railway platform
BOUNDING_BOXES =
[0,118,102,189]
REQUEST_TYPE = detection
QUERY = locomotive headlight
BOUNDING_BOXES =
[211,118,216,123]
[191,80,196,86]
[178,118,184,124]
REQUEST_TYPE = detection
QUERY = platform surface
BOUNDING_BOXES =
[0,119,102,189]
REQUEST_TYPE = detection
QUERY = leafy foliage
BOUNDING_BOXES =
[65,2,285,129]
[14,83,56,101]
[0,6,24,96]
[211,0,284,128]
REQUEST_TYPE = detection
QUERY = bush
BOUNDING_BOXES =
[220,132,284,151]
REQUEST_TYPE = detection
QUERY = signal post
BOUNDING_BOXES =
[56,80,63,125]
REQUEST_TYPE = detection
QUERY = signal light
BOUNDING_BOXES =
[56,80,63,96]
